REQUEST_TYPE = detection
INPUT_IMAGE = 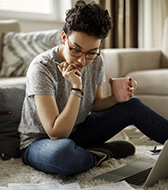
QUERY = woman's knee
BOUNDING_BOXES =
[21,139,76,169]
[22,138,94,176]
[51,139,94,175]
[128,97,143,106]
[34,138,77,160]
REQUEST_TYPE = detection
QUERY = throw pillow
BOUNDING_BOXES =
[1,29,61,77]
[0,85,25,160]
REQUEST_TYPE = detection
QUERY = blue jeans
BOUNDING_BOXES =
[21,97,168,176]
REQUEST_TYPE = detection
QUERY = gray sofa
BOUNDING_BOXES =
[1,18,168,119]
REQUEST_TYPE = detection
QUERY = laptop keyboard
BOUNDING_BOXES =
[120,167,152,186]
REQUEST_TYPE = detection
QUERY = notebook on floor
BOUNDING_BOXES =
[94,140,168,188]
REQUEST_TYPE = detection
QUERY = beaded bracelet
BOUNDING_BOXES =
[71,88,84,95]
[70,91,83,100]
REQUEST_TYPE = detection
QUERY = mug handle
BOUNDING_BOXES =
[132,79,138,91]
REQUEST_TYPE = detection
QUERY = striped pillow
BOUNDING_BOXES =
[1,29,61,77]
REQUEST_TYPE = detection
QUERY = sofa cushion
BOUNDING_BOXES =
[0,85,25,160]
[0,20,20,71]
[126,69,168,95]
[0,29,61,77]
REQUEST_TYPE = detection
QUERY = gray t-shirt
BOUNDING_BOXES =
[18,45,106,149]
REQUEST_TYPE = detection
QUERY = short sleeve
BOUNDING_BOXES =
[26,56,57,97]
[96,54,106,87]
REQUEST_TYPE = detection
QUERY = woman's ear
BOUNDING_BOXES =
[61,31,66,45]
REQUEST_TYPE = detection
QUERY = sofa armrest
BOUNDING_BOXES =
[101,48,162,97]
[101,48,161,77]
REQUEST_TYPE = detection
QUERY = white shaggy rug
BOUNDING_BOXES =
[0,145,168,190]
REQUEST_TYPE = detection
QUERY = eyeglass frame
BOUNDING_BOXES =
[66,37,100,60]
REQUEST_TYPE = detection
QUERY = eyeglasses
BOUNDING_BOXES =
[67,37,100,60]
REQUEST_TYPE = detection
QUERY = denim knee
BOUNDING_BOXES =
[129,97,142,104]
[52,139,94,176]
[21,138,94,176]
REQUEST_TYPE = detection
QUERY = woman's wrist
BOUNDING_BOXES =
[71,88,83,95]
[70,91,83,100]
[110,94,118,104]
[72,84,82,89]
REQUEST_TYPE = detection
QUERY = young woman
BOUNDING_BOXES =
[18,0,168,176]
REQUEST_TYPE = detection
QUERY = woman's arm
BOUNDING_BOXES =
[91,78,134,112]
[34,92,81,141]
[34,62,83,140]
[90,85,118,112]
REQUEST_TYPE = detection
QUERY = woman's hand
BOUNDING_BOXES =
[127,77,136,97]
[58,62,82,89]
[108,77,135,102]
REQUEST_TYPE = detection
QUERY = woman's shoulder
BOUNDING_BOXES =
[28,46,60,72]
[36,46,60,64]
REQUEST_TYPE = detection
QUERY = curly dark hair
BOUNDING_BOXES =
[62,0,112,40]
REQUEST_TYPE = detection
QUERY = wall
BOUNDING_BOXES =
[18,20,64,32]
[0,17,64,32]
[0,0,69,32]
